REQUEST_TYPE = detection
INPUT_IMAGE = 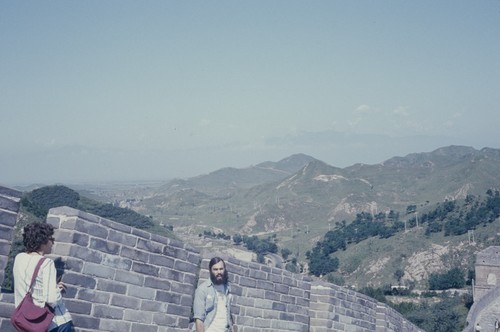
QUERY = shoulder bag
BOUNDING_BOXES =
[11,257,55,332]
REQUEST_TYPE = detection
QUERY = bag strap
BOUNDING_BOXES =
[28,257,46,293]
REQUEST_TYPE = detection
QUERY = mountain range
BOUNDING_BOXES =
[77,145,500,289]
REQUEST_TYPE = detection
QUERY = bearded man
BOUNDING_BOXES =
[192,257,234,332]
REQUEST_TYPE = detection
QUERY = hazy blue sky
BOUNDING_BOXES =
[1,1,499,185]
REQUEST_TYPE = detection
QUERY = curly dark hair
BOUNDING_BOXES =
[23,222,54,253]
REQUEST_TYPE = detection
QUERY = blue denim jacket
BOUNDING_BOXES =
[192,279,232,331]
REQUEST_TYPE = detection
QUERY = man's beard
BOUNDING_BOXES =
[210,271,227,285]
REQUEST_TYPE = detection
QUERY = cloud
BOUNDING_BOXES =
[354,104,373,114]
[392,106,410,116]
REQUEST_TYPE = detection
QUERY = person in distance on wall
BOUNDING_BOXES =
[192,257,234,332]
[13,222,74,332]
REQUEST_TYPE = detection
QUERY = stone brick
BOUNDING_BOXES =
[100,218,132,233]
[280,294,296,304]
[124,308,153,323]
[150,232,170,245]
[70,246,103,264]
[246,288,265,299]
[0,242,11,255]
[75,220,109,238]
[170,280,191,294]
[156,290,181,303]
[94,304,124,319]
[249,269,267,279]
[163,245,188,260]
[63,272,97,289]
[0,225,13,240]
[272,302,286,311]
[131,228,151,240]
[90,237,121,254]
[166,303,191,317]
[153,312,178,326]
[0,196,19,211]
[0,186,22,199]
[144,276,171,290]
[115,270,145,286]
[186,251,201,265]
[137,238,164,254]
[0,320,17,332]
[173,259,197,273]
[150,253,175,268]
[77,289,111,304]
[111,293,141,309]
[102,254,133,270]
[121,246,150,262]
[184,272,197,285]
[239,276,257,288]
[83,262,116,279]
[128,284,155,300]
[97,279,127,294]
[132,261,159,276]
[141,299,167,312]
[274,284,290,294]
[62,256,84,273]
[109,229,137,246]
[264,290,280,301]
[64,299,92,314]
[0,211,17,227]
[99,318,132,331]
[130,322,158,332]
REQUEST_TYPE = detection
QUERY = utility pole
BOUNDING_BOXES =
[415,211,419,228]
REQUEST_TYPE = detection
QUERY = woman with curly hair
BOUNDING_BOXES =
[13,222,74,332]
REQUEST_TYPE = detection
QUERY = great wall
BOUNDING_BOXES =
[1,184,499,332]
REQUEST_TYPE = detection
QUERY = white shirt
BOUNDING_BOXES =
[13,253,72,330]
[206,284,228,332]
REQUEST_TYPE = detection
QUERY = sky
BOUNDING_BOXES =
[1,1,500,186]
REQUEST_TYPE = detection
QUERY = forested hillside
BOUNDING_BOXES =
[2,185,174,292]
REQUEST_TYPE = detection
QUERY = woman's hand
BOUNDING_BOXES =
[57,281,67,292]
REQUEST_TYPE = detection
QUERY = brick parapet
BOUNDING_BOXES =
[0,184,422,332]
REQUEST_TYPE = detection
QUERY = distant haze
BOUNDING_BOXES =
[1,1,499,185]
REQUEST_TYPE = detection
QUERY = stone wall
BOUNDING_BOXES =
[0,186,22,287]
[473,246,500,301]
[0,184,422,332]
[465,246,500,332]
